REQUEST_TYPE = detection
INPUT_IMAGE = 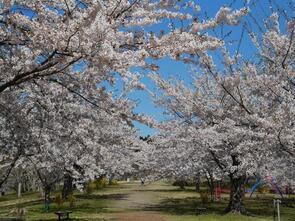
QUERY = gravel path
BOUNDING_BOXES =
[113,183,168,221]
[116,212,167,221]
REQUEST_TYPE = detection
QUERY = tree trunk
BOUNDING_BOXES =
[226,175,246,214]
[108,174,114,185]
[62,174,73,199]
[195,174,200,192]
[205,172,215,201]
[39,185,44,196]
[44,186,51,212]
[179,180,185,190]
[17,182,22,198]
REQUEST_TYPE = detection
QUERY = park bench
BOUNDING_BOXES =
[54,211,72,220]
[196,207,207,215]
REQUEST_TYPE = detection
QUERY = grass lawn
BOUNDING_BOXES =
[0,181,294,221]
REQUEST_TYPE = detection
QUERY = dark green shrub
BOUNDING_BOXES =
[85,181,96,194]
[109,179,118,185]
[94,177,107,189]
[67,194,76,208]
[54,193,63,210]
[258,186,269,194]
[200,190,209,205]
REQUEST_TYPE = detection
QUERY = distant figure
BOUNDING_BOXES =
[286,184,293,196]
[140,178,145,186]
[215,186,221,201]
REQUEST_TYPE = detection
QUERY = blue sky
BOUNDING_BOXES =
[8,0,293,136]
[127,0,294,136]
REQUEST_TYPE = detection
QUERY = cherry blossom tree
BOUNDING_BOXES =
[0,0,172,188]
[22,80,149,199]
[3,1,288,216]
[0,0,249,192]
[0,92,36,189]
[0,0,224,94]
[149,10,294,213]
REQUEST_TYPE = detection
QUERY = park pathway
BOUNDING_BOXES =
[115,212,167,221]
[112,182,168,221]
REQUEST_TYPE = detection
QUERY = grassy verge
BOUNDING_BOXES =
[0,181,293,221]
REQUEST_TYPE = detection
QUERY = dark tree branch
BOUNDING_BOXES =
[277,129,294,156]
[282,28,294,69]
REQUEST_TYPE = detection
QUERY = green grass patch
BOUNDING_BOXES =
[0,181,293,221]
